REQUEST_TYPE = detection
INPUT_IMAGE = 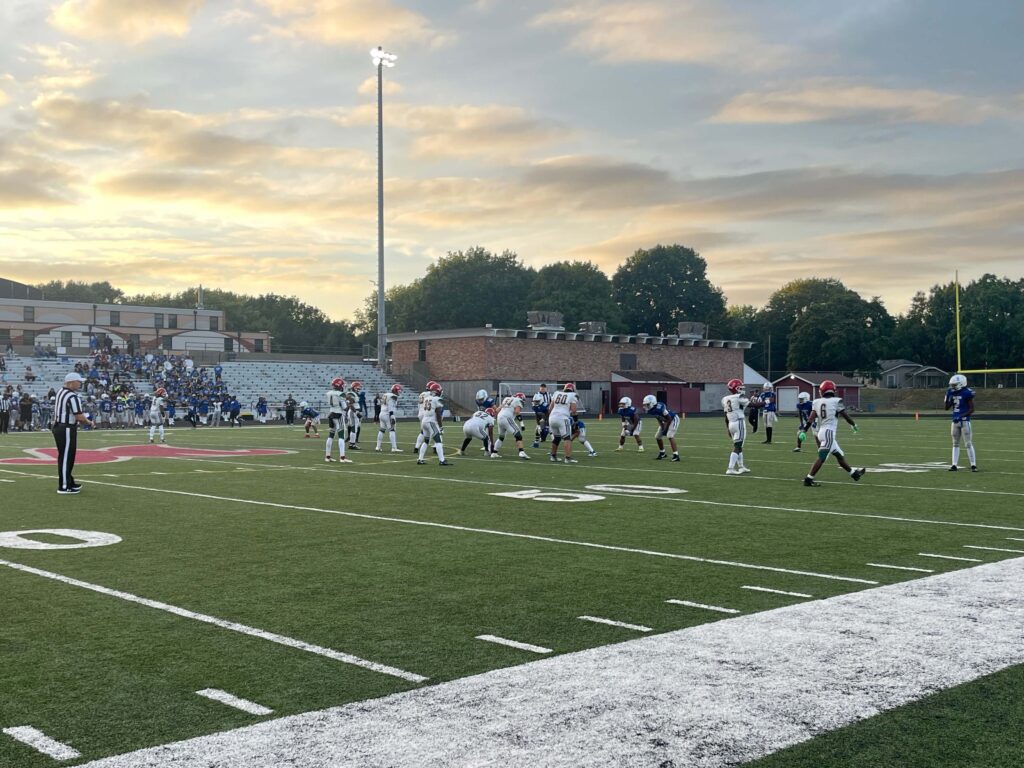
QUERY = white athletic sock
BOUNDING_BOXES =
[159,425,165,440]
[414,434,424,450]
[149,426,156,439]
[376,432,384,450]
[952,446,960,465]
[389,431,398,449]
[738,452,745,468]
[967,446,976,465]
[583,440,595,452]
[493,438,503,451]
[728,453,738,469]
[418,442,428,461]
[435,443,445,462]
[325,437,332,456]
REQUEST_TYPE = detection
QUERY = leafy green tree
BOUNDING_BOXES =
[528,261,623,331]
[786,291,893,372]
[35,280,124,304]
[612,244,726,335]
[758,279,852,375]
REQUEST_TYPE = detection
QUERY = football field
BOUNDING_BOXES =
[1,416,1023,766]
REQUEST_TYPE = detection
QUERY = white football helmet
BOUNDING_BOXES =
[762,383,773,392]
[618,396,632,409]
[797,392,811,403]
[300,401,308,408]
[949,374,967,391]
[642,394,658,409]
[475,389,488,402]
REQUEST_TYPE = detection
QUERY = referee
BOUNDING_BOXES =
[0,390,10,435]
[53,372,90,494]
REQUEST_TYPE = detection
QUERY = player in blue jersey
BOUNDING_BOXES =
[98,394,113,429]
[944,374,977,471]
[300,401,320,438]
[571,418,598,457]
[642,394,680,461]
[474,389,495,410]
[615,396,644,452]
[759,383,778,444]
[530,383,552,447]
[793,391,814,452]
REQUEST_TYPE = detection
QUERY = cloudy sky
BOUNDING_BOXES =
[1,0,1022,320]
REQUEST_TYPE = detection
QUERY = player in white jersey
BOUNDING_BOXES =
[547,383,580,463]
[802,379,864,486]
[324,377,352,463]
[457,407,497,456]
[493,392,531,460]
[375,384,403,452]
[148,388,167,443]
[346,381,363,450]
[415,381,451,465]
[721,378,750,474]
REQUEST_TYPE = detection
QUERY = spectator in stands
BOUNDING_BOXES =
[34,343,45,357]
[25,365,37,382]
[4,341,14,356]
[0,355,6,372]
[89,334,98,352]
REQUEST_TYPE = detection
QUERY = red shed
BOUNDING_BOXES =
[610,371,700,414]
[771,372,864,413]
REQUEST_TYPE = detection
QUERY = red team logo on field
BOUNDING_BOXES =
[0,445,291,465]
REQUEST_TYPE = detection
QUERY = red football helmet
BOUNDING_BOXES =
[485,407,497,418]
[154,387,167,397]
[391,383,402,395]
[351,380,362,391]
[563,382,576,392]
[819,380,837,396]
[427,380,442,395]
[331,377,345,390]
[514,392,526,401]
[726,378,743,394]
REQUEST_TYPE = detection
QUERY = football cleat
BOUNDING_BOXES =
[57,487,81,494]
[655,452,666,460]
[531,441,540,448]
[338,458,353,464]
[851,468,865,481]
[438,460,453,466]
[803,477,820,486]
[563,457,578,464]
[305,434,311,439]
[971,465,978,472]
[416,460,426,465]
[324,456,334,463]
[374,447,382,452]
[391,448,402,453]
[518,451,530,460]
[948,465,958,472]
[761,439,771,444]
[615,445,624,452]
[491,452,501,458]
[550,455,558,462]
[738,466,751,474]
[637,445,644,452]
[588,451,598,457]
[670,455,680,462]
[725,468,740,475]
[792,447,801,452]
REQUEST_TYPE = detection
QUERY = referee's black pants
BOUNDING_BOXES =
[0,410,9,434]
[52,424,78,491]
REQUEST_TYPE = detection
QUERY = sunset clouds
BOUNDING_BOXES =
[1,0,1022,319]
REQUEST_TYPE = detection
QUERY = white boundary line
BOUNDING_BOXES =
[865,563,935,573]
[577,616,652,632]
[0,558,427,683]
[1008,537,1024,542]
[741,585,813,599]
[476,635,552,654]
[964,545,1024,554]
[918,553,983,562]
[63,478,878,585]
[665,599,740,614]
[196,689,274,716]
[2,726,81,761]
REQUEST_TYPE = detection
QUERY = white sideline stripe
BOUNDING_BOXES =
[964,545,1024,554]
[918,552,983,562]
[476,635,552,654]
[0,478,13,482]
[866,563,935,573]
[578,616,652,632]
[196,689,274,716]
[2,726,80,761]
[0,558,426,684]
[76,479,877,585]
[76,557,1024,768]
[1008,537,1024,542]
[666,599,740,614]
[742,585,813,599]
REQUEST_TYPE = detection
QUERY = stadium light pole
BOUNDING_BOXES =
[372,46,396,372]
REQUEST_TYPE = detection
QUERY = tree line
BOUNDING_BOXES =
[34,245,1024,375]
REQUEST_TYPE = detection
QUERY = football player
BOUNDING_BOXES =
[494,391,531,460]
[347,381,363,449]
[547,383,579,463]
[945,374,977,471]
[531,383,552,448]
[98,393,113,429]
[300,401,320,438]
[417,380,452,465]
[474,388,496,410]
[643,394,680,462]
[148,387,167,444]
[793,391,814,452]
[457,406,497,456]
[615,396,644,452]
[722,378,750,474]
[375,384,403,452]
[759,383,777,444]
[324,377,352,463]
[572,417,598,457]
[802,380,865,486]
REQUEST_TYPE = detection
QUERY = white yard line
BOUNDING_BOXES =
[476,635,552,654]
[918,552,983,562]
[1008,537,1024,542]
[577,616,652,632]
[0,558,426,684]
[196,689,274,716]
[77,557,1024,768]
[741,585,813,599]
[70,478,878,585]
[964,545,1024,554]
[2,726,80,761]
[866,563,935,573]
[665,599,740,614]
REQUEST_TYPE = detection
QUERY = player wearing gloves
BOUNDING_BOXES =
[615,396,644,452]
[802,380,864,486]
[945,374,977,471]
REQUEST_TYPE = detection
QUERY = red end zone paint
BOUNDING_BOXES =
[0,445,292,465]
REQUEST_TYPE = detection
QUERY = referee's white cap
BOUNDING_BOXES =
[64,372,85,383]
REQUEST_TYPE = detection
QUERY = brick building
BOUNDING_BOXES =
[390,327,752,413]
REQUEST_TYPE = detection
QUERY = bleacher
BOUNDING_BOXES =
[215,361,417,417]
[3,353,91,400]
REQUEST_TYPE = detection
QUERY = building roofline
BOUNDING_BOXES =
[388,327,753,348]
[0,296,223,316]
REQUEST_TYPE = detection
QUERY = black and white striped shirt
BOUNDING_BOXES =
[0,394,10,413]
[53,388,83,427]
